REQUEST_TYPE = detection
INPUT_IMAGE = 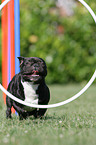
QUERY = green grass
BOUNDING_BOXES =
[0,84,96,145]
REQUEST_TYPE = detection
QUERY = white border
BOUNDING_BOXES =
[0,0,96,109]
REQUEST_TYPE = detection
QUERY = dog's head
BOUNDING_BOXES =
[18,57,47,84]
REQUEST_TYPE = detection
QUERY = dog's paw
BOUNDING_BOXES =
[19,112,28,120]
[6,110,12,119]
[6,114,12,119]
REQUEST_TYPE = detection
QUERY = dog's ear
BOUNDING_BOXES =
[17,56,25,67]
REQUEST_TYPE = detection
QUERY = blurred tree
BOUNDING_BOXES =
[19,0,96,84]
[0,0,96,84]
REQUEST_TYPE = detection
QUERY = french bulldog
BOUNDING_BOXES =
[6,57,50,120]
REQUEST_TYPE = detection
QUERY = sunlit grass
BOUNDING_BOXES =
[0,84,96,145]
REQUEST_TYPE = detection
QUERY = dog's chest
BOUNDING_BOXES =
[21,81,39,111]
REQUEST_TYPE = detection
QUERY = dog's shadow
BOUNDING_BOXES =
[27,114,66,122]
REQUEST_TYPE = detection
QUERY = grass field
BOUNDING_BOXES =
[0,84,96,145]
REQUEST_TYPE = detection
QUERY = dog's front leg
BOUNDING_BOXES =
[6,107,12,119]
[6,97,12,119]
[13,102,28,120]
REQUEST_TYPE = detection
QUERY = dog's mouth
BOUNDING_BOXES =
[24,70,39,76]
[23,70,41,81]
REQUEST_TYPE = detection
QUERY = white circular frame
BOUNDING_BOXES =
[0,0,96,109]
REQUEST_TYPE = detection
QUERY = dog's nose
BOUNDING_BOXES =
[34,64,38,67]
[33,63,39,70]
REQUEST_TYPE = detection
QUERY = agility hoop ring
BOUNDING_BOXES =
[0,0,96,109]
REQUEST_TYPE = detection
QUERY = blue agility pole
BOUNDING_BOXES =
[14,0,20,74]
[14,0,20,115]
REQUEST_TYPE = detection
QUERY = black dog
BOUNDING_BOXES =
[6,57,50,120]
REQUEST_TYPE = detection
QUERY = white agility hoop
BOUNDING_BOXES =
[78,0,96,23]
[0,0,96,109]
[0,70,96,109]
[0,0,10,10]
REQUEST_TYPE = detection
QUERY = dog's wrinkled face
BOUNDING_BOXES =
[18,57,47,83]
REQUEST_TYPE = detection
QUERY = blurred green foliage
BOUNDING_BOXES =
[0,0,96,84]
[20,0,96,83]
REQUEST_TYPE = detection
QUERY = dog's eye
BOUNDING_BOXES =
[26,62,29,65]
[25,62,31,66]
[41,63,46,68]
